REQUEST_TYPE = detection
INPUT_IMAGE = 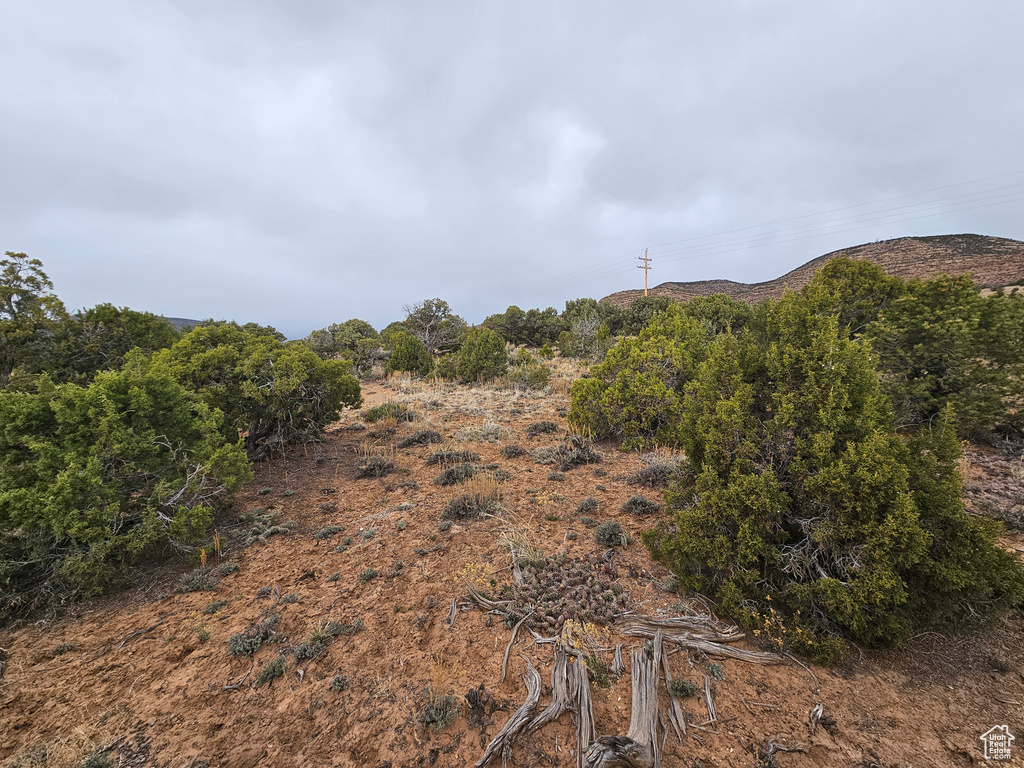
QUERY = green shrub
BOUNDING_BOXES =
[507,358,550,391]
[0,360,250,618]
[621,494,662,516]
[153,322,361,461]
[215,561,240,576]
[203,599,229,614]
[432,353,458,381]
[668,678,699,698]
[456,327,507,382]
[387,334,433,376]
[179,567,219,593]
[639,288,1024,660]
[228,614,279,656]
[314,525,345,541]
[359,568,378,583]
[254,655,287,687]
[594,520,626,547]
[418,687,462,731]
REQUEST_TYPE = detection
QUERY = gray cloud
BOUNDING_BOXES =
[1,1,1022,337]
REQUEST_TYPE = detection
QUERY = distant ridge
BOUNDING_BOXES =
[601,234,1024,308]
[164,317,201,331]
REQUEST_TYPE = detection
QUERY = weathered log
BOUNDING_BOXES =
[617,614,743,641]
[568,651,596,768]
[583,644,661,768]
[527,648,570,733]
[618,625,782,665]
[476,656,543,768]
[658,636,686,740]
[501,611,533,683]
[612,643,625,677]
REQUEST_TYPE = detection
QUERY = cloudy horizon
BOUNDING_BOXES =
[2,2,1022,338]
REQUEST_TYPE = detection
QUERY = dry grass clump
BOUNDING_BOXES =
[417,659,462,731]
[620,494,663,516]
[398,429,444,448]
[454,421,515,443]
[553,434,601,470]
[355,455,395,479]
[364,401,416,423]
[446,474,502,518]
[526,420,559,439]
[426,449,480,466]
[442,475,501,520]
[433,463,477,486]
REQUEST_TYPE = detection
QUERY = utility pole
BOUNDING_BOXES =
[637,248,652,296]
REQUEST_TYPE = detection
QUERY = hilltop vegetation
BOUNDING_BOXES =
[571,259,1024,659]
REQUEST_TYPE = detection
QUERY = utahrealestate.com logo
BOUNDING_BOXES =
[980,725,1015,761]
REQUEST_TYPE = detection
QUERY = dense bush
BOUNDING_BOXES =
[638,290,1024,659]
[571,265,1024,659]
[455,327,507,382]
[387,333,433,376]
[0,358,250,618]
[154,323,361,460]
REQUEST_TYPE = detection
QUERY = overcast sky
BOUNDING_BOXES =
[2,2,1022,338]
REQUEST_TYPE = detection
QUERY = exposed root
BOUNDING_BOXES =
[476,656,542,768]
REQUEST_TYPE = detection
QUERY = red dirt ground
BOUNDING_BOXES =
[2,372,1022,767]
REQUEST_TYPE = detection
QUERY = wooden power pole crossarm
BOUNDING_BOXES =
[637,249,652,296]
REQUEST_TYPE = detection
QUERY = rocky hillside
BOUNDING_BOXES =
[602,234,1024,307]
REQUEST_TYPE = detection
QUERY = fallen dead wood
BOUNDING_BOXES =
[612,643,625,677]
[116,620,165,651]
[703,676,716,723]
[464,583,512,612]
[527,648,569,733]
[658,635,686,741]
[567,651,596,768]
[501,611,533,682]
[476,656,542,768]
[584,642,661,768]
[618,623,781,665]
[618,615,744,641]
